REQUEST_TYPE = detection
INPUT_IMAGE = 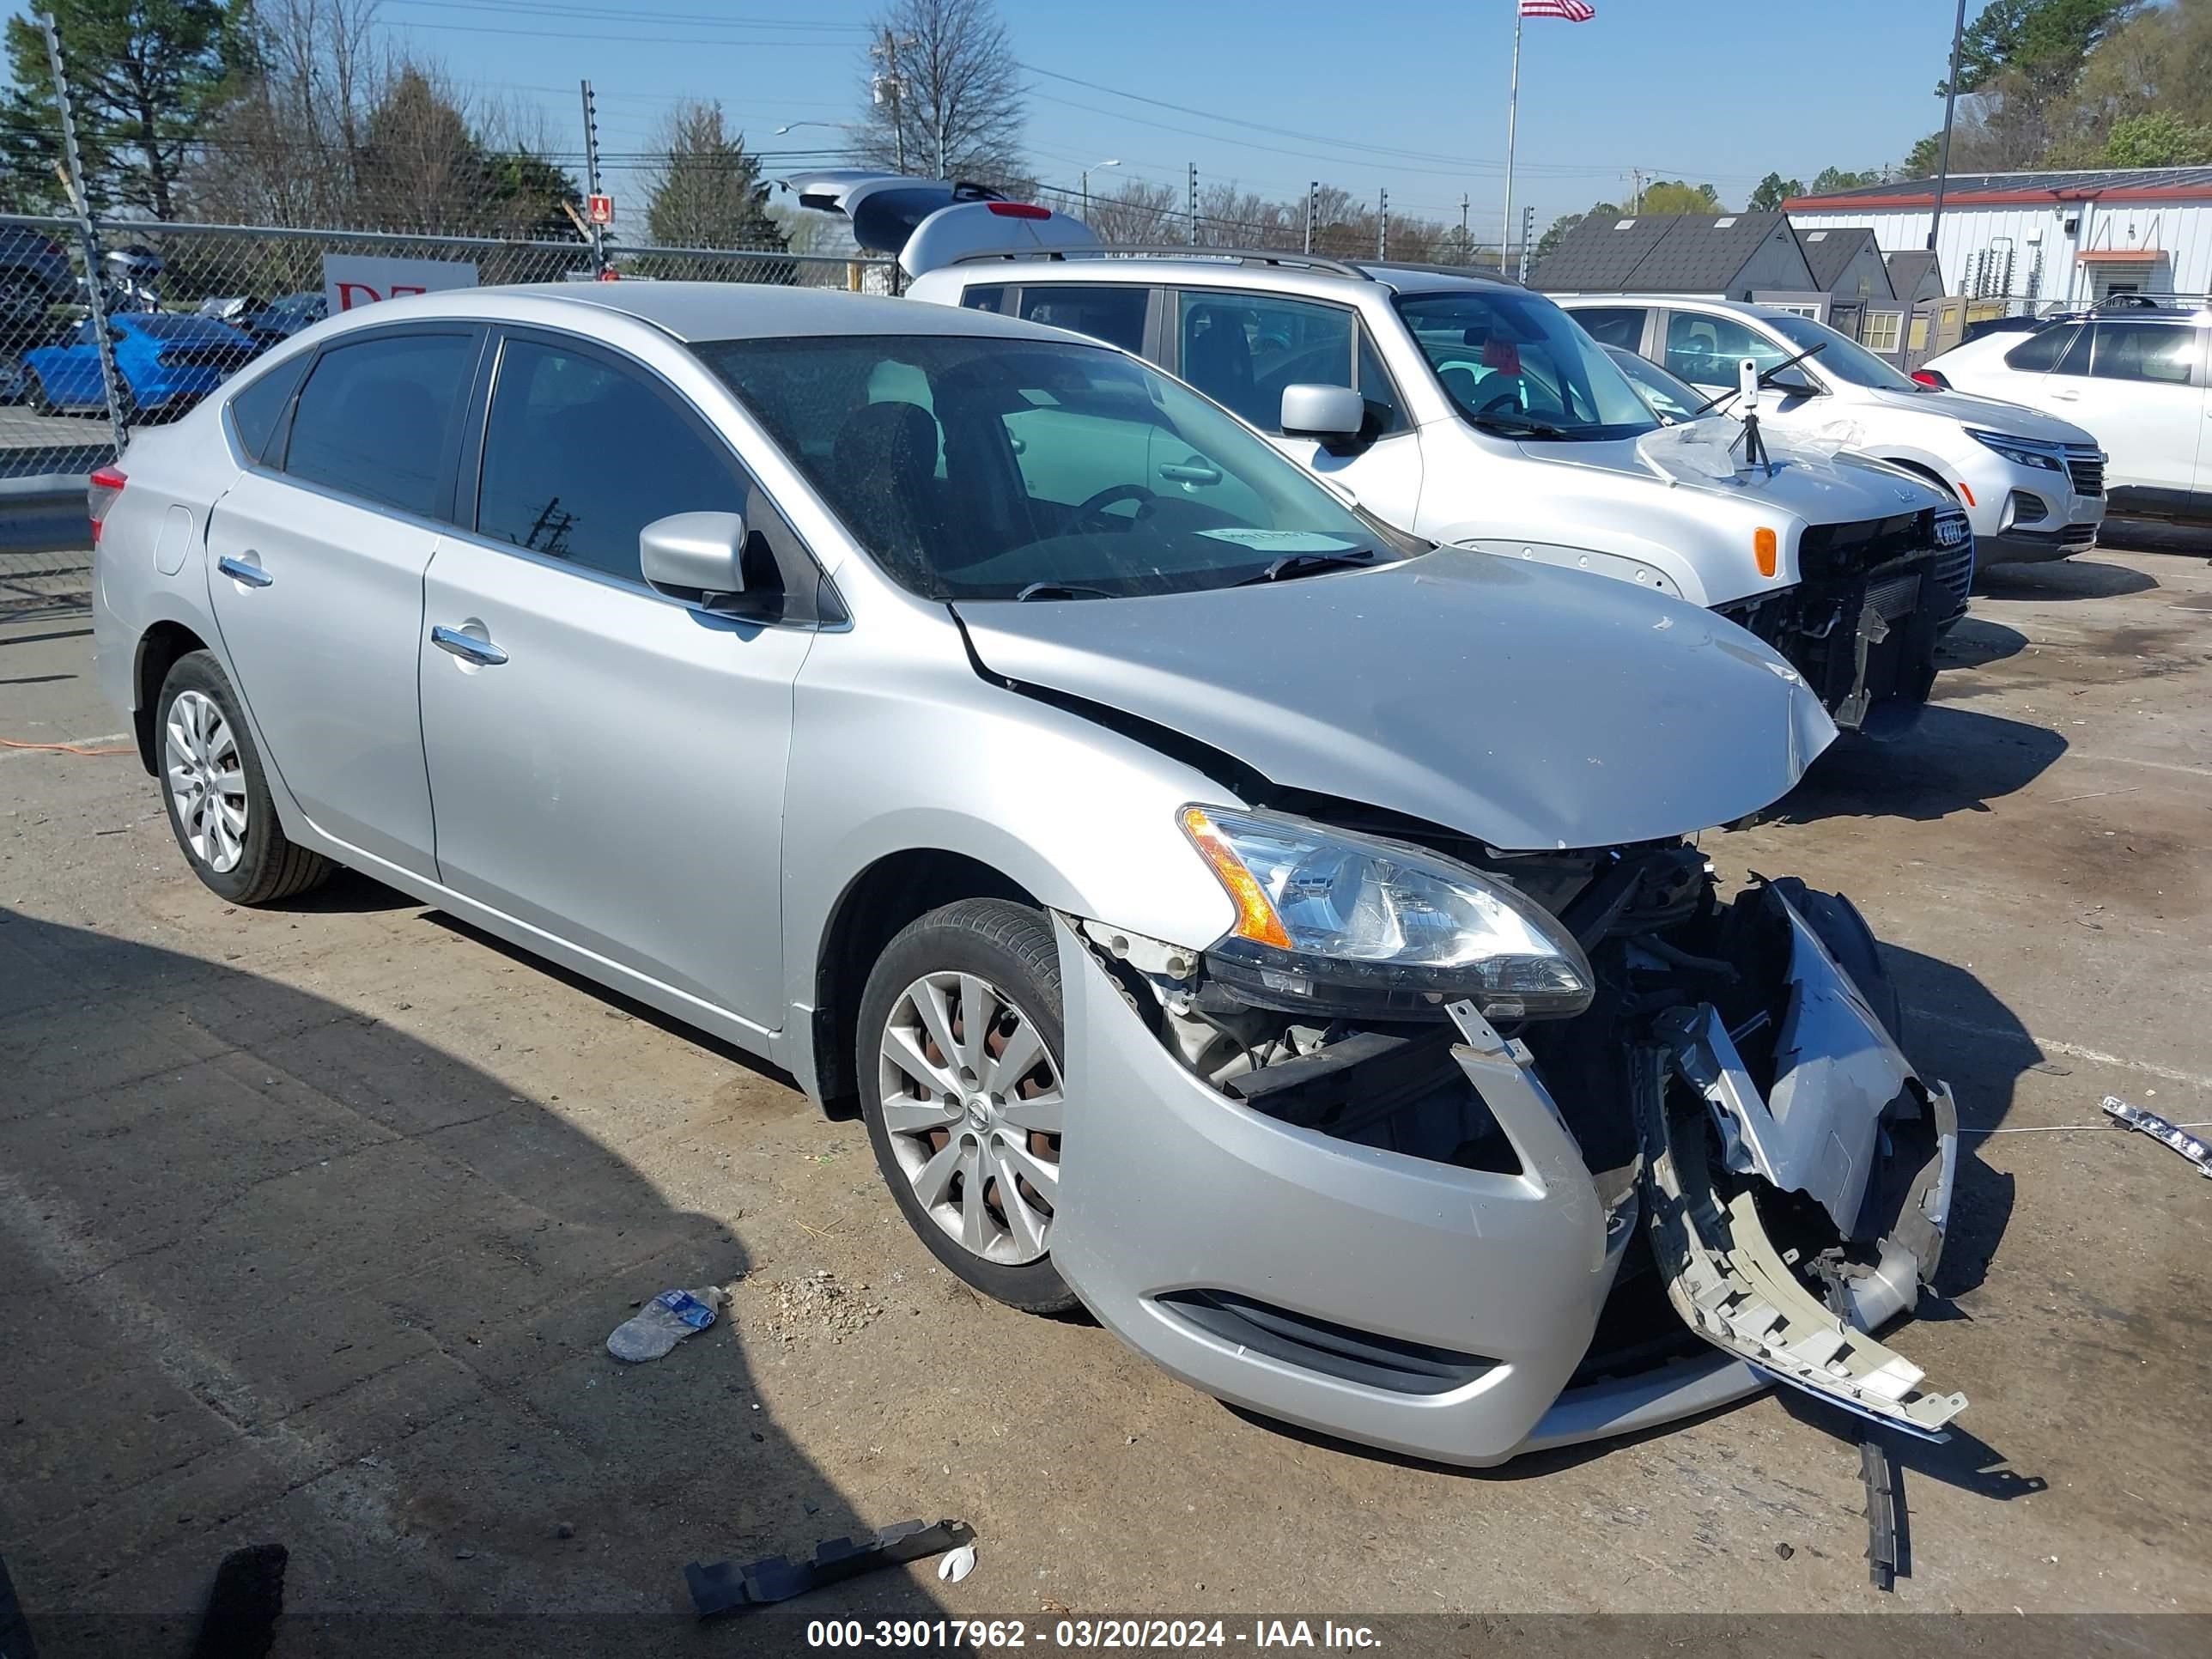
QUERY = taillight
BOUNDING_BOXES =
[88,465,126,544]
[1910,368,1948,389]
[987,201,1051,220]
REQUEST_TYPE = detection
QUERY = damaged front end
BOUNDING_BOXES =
[1716,507,1963,738]
[1047,836,1963,1466]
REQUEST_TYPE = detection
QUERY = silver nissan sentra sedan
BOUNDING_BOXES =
[91,283,1966,1465]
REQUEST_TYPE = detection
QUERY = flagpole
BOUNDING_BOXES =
[1502,3,1523,280]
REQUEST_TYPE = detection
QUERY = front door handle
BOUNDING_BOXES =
[431,624,509,667]
[2051,389,2081,401]
[216,555,272,588]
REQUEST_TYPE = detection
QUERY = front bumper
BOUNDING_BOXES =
[1046,899,1960,1468]
[1966,450,2104,565]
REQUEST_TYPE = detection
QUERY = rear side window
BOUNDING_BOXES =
[1571,307,1648,349]
[282,332,477,518]
[227,352,310,464]
[2087,322,2197,386]
[475,337,750,585]
[1018,285,1149,354]
[960,285,1009,314]
[2002,325,2075,373]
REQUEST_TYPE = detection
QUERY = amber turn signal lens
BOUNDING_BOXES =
[1181,807,1293,950]
[1754,526,1778,578]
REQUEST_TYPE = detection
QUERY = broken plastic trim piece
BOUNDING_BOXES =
[2102,1095,2212,1178]
[684,1519,976,1620]
[1632,1042,1968,1438]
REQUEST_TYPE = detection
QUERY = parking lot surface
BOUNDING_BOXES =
[2,537,2208,1650]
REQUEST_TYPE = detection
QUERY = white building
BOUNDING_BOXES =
[1787,167,2212,313]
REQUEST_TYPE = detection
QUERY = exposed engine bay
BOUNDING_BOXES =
[1077,834,1966,1437]
[1717,509,1950,738]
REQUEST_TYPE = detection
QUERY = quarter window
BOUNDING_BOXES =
[1016,285,1148,354]
[2087,322,2197,386]
[476,337,749,584]
[283,331,477,518]
[960,284,1009,314]
[1571,307,1649,349]
[228,351,311,464]
[1662,311,1790,387]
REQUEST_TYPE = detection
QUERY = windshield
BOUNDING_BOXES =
[1602,344,1709,423]
[697,334,1419,601]
[1765,313,1919,391]
[1395,289,1658,441]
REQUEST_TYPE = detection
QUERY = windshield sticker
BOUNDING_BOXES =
[1194,529,1361,553]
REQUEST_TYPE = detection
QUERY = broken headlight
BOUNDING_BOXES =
[1180,805,1595,1020]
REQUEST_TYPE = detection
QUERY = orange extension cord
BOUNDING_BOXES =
[0,736,134,757]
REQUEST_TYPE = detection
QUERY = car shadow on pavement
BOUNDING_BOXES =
[1976,556,2158,601]
[0,910,949,1658]
[1935,617,2029,671]
[2094,519,2212,558]
[1765,703,2068,826]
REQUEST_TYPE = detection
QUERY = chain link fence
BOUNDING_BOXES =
[2,211,893,492]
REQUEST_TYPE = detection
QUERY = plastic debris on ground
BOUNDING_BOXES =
[685,1519,976,1620]
[607,1286,727,1362]
[2101,1096,2212,1177]
[937,1543,976,1583]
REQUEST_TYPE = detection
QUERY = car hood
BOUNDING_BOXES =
[1855,382,2096,444]
[954,553,1837,852]
[1508,429,1936,523]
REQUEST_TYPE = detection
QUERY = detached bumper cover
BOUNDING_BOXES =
[1046,892,1962,1467]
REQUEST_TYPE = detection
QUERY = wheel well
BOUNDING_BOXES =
[131,622,208,775]
[811,850,1038,1112]
[1882,458,1959,502]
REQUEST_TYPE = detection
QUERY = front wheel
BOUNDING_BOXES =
[858,898,1077,1313]
[156,650,332,905]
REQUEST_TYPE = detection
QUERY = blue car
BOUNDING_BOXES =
[23,312,261,417]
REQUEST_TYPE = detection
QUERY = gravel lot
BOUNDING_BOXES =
[2,535,2207,1655]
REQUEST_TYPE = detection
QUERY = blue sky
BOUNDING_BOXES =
[16,0,1982,235]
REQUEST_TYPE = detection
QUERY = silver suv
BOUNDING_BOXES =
[92,281,1964,1466]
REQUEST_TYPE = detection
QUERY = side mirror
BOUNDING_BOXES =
[1764,364,1820,398]
[641,511,748,607]
[1279,383,1365,441]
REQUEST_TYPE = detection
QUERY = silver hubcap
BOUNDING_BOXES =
[164,690,248,873]
[878,971,1064,1266]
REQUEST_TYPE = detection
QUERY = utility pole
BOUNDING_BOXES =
[1519,205,1535,283]
[1459,192,1470,264]
[1187,163,1198,246]
[1305,180,1318,254]
[579,80,607,276]
[1929,0,1967,255]
[872,29,909,175]
[1377,187,1389,260]
[40,14,125,455]
[1502,2,1523,295]
[1630,167,1645,214]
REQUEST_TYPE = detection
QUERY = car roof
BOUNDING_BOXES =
[316,281,1072,345]
[1557,294,1771,315]
[943,252,1519,301]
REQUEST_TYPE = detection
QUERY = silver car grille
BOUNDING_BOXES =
[2064,446,2104,498]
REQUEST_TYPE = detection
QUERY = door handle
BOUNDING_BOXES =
[216,554,272,588]
[2051,389,2081,401]
[1159,459,1224,485]
[431,624,509,666]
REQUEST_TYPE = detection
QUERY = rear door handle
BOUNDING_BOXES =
[216,554,271,587]
[2051,389,2081,401]
[431,624,509,666]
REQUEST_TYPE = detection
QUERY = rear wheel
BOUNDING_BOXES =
[27,368,55,415]
[155,650,331,905]
[858,898,1077,1313]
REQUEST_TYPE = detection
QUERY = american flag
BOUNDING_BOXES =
[1521,0,1596,19]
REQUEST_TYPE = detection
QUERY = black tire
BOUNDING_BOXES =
[155,650,333,906]
[857,897,1079,1314]
[1770,877,1903,1043]
[27,368,54,416]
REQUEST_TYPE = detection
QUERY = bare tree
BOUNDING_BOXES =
[1060,176,1177,244]
[853,0,1024,184]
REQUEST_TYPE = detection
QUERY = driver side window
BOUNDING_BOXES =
[1663,312,1789,388]
[1177,290,1355,432]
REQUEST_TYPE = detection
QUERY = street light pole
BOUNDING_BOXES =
[1081,159,1119,222]
[1929,0,1968,256]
